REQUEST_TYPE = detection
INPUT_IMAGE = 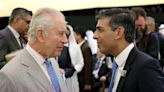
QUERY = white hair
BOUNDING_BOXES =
[28,8,63,41]
[146,16,155,31]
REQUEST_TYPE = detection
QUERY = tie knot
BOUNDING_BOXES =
[113,60,118,68]
[44,59,51,66]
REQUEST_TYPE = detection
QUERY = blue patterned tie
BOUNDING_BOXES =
[109,60,118,92]
[44,59,60,92]
[95,60,100,70]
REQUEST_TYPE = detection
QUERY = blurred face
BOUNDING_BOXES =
[146,21,154,33]
[135,16,146,35]
[43,16,68,57]
[93,18,116,55]
[18,15,32,39]
[74,32,80,44]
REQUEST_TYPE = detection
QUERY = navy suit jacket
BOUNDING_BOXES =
[0,27,21,68]
[93,57,111,89]
[137,32,159,59]
[58,46,75,78]
[116,47,164,92]
[157,32,164,69]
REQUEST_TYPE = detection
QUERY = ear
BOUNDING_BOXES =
[114,26,125,40]
[36,28,45,42]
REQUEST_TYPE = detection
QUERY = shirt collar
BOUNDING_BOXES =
[114,43,134,69]
[25,43,45,66]
[8,25,20,38]
[78,40,85,47]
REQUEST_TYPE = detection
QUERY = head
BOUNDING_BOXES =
[146,16,155,33]
[93,8,135,56]
[74,26,86,43]
[28,8,68,58]
[9,7,32,37]
[66,25,71,38]
[131,7,147,41]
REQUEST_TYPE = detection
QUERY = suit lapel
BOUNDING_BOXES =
[20,49,54,92]
[6,27,21,49]
[117,47,138,92]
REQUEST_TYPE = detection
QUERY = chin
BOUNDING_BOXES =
[55,52,62,57]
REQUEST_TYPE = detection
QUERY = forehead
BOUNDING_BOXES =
[53,20,67,32]
[135,16,145,25]
[97,17,110,27]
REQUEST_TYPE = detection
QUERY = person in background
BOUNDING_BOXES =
[58,24,84,92]
[0,7,68,92]
[0,7,32,68]
[93,8,164,92]
[92,49,112,92]
[146,16,155,33]
[85,30,98,55]
[159,24,164,36]
[131,7,159,60]
[74,26,93,92]
[146,16,164,69]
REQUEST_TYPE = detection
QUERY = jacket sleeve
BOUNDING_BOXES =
[0,71,16,92]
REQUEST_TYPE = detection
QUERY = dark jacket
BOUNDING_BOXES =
[0,27,21,68]
[116,47,164,92]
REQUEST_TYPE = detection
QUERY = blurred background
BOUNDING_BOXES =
[0,0,164,30]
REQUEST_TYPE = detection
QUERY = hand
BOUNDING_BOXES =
[100,76,106,81]
[84,84,92,90]
[59,68,65,74]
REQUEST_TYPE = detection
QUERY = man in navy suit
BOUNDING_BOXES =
[0,7,32,68]
[93,8,164,92]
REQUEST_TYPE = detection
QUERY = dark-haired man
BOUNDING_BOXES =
[0,7,32,68]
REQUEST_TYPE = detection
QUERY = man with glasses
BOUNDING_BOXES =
[0,7,32,68]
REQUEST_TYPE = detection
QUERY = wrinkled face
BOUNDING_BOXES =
[135,16,146,34]
[43,16,68,57]
[93,18,116,55]
[18,15,32,39]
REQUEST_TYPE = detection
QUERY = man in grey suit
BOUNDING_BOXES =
[0,7,68,92]
[0,7,32,68]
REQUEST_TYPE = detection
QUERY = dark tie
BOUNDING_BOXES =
[108,60,118,92]
[44,59,60,92]
[19,36,24,48]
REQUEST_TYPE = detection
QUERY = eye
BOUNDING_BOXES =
[98,28,104,33]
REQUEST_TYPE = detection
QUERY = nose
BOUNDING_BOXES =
[62,33,68,44]
[93,31,98,40]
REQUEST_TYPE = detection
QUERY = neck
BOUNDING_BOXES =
[113,41,130,57]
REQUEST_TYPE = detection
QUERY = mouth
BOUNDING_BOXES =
[58,46,64,50]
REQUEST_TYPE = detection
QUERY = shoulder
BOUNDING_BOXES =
[130,47,159,68]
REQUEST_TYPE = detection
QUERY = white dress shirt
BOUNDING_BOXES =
[25,44,52,83]
[112,43,134,92]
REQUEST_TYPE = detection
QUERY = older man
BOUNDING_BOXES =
[0,8,68,92]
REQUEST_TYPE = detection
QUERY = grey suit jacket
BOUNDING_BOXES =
[0,49,67,92]
[0,27,21,68]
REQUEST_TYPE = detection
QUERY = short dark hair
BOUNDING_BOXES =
[131,7,147,20]
[74,26,86,39]
[96,8,135,43]
[9,7,32,23]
